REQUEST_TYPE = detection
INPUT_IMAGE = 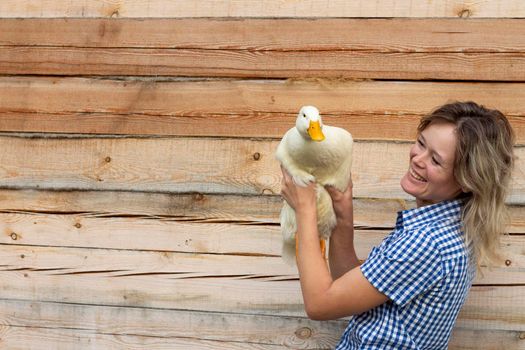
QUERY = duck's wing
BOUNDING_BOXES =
[276,129,316,186]
[317,127,353,191]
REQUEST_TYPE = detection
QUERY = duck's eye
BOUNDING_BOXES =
[302,114,306,118]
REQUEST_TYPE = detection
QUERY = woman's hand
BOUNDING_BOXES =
[325,176,357,279]
[280,165,317,215]
[325,176,354,226]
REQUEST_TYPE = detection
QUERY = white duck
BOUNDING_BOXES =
[276,106,353,265]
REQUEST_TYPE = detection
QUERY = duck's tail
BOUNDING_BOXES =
[279,187,334,266]
[281,240,297,266]
[280,202,297,266]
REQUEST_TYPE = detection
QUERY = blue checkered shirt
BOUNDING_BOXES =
[336,199,475,350]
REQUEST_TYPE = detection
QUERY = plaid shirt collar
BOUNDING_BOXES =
[395,199,464,231]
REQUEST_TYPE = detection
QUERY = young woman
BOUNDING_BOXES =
[280,101,515,349]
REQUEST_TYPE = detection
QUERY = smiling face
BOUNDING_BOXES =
[400,122,463,207]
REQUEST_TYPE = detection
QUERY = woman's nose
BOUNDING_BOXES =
[412,150,427,168]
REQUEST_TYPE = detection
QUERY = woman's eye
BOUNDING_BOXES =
[432,157,440,165]
[417,139,424,147]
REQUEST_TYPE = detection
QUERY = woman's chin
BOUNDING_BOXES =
[400,174,424,199]
[400,174,415,196]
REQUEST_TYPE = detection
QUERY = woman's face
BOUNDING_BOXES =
[400,122,463,207]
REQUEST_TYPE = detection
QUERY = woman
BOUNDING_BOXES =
[280,101,515,349]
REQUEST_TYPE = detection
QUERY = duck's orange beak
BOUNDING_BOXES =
[307,120,325,142]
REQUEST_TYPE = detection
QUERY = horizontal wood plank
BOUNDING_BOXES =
[0,326,285,350]
[0,136,523,204]
[2,46,525,80]
[2,19,525,79]
[0,268,522,328]
[0,235,523,284]
[0,1,524,18]
[0,189,523,234]
[2,325,520,350]
[0,244,298,278]
[448,327,525,350]
[0,299,522,350]
[0,77,524,143]
[0,299,343,349]
[3,19,525,52]
[0,267,307,316]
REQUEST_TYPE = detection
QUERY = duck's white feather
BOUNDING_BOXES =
[276,106,353,265]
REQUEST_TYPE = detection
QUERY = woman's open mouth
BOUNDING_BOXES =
[409,167,427,182]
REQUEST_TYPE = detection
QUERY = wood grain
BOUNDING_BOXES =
[0,268,522,327]
[2,46,525,80]
[0,299,344,349]
[0,214,287,257]
[1,4,524,349]
[3,19,525,51]
[0,299,521,350]
[449,327,525,350]
[0,326,286,350]
[0,136,523,204]
[0,77,524,143]
[0,189,523,233]
[0,234,522,284]
[0,1,524,18]
[3,325,520,350]
[1,18,525,79]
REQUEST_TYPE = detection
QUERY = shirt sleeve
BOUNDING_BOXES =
[360,226,443,307]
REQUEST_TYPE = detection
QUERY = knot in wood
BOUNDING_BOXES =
[261,188,274,195]
[253,152,261,161]
[457,8,472,18]
[295,327,312,339]
[194,193,204,201]
[105,156,112,163]
[505,259,512,266]
[75,223,82,229]
[519,332,525,340]
[10,232,18,240]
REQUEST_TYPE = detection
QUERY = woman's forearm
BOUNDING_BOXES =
[329,221,360,280]
[295,206,334,319]
[323,183,358,279]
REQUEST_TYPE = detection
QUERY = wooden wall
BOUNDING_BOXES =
[0,1,524,349]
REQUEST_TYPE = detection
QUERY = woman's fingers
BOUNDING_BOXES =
[324,174,353,200]
[280,165,292,201]
[280,165,291,184]
[280,166,290,195]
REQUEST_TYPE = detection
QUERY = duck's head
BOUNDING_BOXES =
[296,105,325,142]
